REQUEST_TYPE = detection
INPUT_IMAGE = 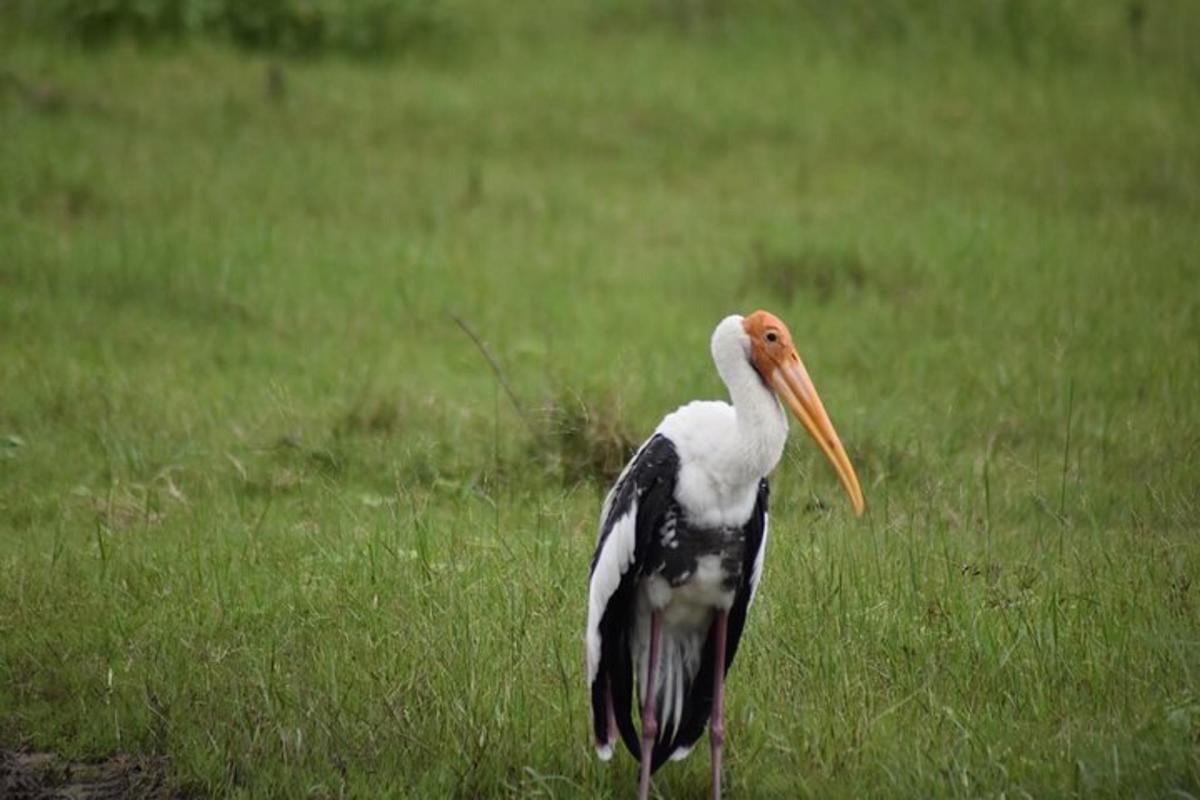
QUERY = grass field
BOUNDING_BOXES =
[2,2,1199,797]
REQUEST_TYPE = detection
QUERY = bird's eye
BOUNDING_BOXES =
[765,331,778,343]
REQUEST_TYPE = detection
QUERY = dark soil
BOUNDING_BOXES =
[0,749,185,800]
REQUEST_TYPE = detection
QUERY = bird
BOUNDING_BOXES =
[585,310,864,800]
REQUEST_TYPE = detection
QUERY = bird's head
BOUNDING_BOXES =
[742,309,865,516]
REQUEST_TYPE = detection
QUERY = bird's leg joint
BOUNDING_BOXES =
[710,717,724,747]
[642,710,659,744]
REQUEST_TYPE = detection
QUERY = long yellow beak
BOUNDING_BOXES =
[770,355,865,516]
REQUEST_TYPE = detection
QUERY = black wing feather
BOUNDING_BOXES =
[588,434,680,761]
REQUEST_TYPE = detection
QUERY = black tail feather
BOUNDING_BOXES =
[611,630,640,761]
[649,616,717,771]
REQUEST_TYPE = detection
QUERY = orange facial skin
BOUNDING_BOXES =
[742,310,865,516]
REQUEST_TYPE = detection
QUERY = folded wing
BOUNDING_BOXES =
[586,434,679,760]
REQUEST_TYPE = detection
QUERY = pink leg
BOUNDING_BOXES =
[638,610,662,800]
[710,610,729,800]
[605,673,616,748]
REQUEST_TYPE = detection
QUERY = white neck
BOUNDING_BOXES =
[711,316,788,482]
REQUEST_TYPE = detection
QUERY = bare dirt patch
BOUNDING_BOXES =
[0,749,186,800]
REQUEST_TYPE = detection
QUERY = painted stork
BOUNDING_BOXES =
[585,310,864,799]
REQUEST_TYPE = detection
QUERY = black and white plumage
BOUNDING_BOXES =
[588,433,768,768]
[585,311,864,800]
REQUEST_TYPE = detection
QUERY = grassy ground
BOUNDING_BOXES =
[2,3,1199,797]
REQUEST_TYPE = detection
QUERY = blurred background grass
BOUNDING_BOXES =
[1,1,1198,797]
[5,0,1200,73]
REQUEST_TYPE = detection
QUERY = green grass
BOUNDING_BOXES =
[2,3,1199,797]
